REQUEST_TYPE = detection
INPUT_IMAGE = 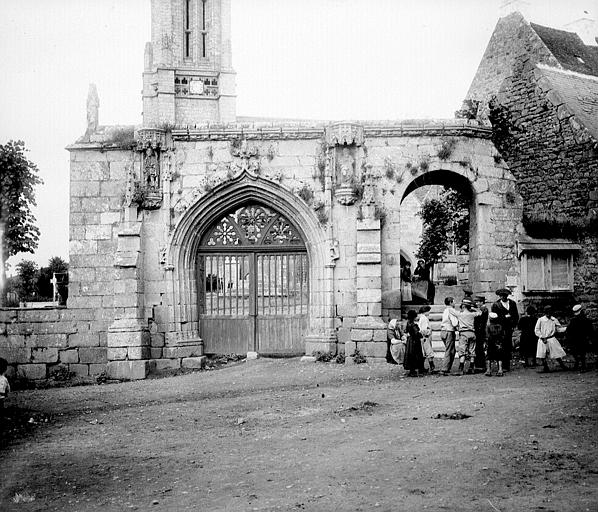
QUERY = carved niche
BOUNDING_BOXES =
[134,128,167,210]
[325,123,365,206]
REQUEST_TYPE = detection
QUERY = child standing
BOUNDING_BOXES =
[0,358,10,416]
[485,312,504,376]
[418,306,436,373]
[535,306,567,372]
[518,305,538,367]
[404,309,425,377]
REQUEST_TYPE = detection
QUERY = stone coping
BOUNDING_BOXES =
[67,119,492,149]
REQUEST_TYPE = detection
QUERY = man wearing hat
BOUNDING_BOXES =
[457,297,482,375]
[491,288,519,372]
[566,304,594,372]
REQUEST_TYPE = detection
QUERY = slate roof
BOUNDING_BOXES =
[539,65,598,140]
[530,23,598,77]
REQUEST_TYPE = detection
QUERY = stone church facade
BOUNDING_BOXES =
[1,1,594,380]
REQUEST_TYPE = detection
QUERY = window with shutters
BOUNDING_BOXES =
[521,253,574,292]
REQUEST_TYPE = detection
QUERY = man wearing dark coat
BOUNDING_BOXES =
[566,304,594,372]
[491,288,519,371]
[473,295,489,371]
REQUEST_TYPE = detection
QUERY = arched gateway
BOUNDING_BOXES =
[198,204,309,355]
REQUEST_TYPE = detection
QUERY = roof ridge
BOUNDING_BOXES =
[537,63,598,82]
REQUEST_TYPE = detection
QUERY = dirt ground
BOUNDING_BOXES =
[1,359,597,512]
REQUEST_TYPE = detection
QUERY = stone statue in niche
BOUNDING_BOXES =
[144,146,160,191]
[337,146,355,186]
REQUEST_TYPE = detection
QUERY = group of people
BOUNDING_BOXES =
[400,259,435,305]
[388,287,594,377]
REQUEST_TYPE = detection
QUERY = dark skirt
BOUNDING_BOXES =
[403,323,425,371]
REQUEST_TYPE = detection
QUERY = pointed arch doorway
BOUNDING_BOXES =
[198,203,309,356]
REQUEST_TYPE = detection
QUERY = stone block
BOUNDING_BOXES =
[336,327,351,344]
[107,329,150,348]
[181,356,206,369]
[357,288,382,303]
[356,341,388,358]
[89,364,106,376]
[106,360,150,380]
[107,347,127,360]
[368,303,383,317]
[68,332,100,348]
[70,364,90,377]
[344,341,357,355]
[350,329,373,342]
[26,334,68,349]
[153,358,181,371]
[163,345,203,358]
[357,277,382,289]
[126,346,151,360]
[356,253,381,264]
[0,347,30,364]
[150,347,163,359]
[31,347,59,364]
[18,364,47,380]
[59,349,79,364]
[150,333,165,347]
[79,347,107,364]
[373,328,388,342]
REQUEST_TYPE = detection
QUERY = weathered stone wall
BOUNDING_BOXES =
[0,308,107,380]
[493,63,598,320]
[465,12,558,119]
[2,121,524,378]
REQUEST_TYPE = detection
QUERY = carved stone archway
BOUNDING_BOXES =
[165,172,334,353]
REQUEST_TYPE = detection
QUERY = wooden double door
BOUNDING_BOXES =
[198,204,309,355]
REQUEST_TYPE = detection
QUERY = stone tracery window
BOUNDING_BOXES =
[202,205,303,247]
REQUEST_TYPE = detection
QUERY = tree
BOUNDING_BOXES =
[15,260,39,302]
[0,140,43,304]
[416,187,470,267]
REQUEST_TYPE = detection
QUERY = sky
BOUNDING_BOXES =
[0,0,595,272]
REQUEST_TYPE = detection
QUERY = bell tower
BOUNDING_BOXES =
[142,0,236,126]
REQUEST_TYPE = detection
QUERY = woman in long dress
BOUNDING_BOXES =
[403,309,424,376]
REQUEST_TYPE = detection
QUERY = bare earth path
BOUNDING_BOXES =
[1,360,597,512]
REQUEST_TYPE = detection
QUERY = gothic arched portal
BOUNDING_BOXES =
[198,203,309,355]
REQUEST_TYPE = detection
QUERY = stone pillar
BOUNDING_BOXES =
[107,216,152,380]
[349,203,387,363]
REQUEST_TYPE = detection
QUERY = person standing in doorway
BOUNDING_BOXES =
[440,296,459,375]
[401,262,413,303]
[491,288,519,372]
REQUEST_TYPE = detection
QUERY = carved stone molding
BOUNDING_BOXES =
[335,186,357,206]
[230,139,260,174]
[135,128,166,151]
[325,122,365,147]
